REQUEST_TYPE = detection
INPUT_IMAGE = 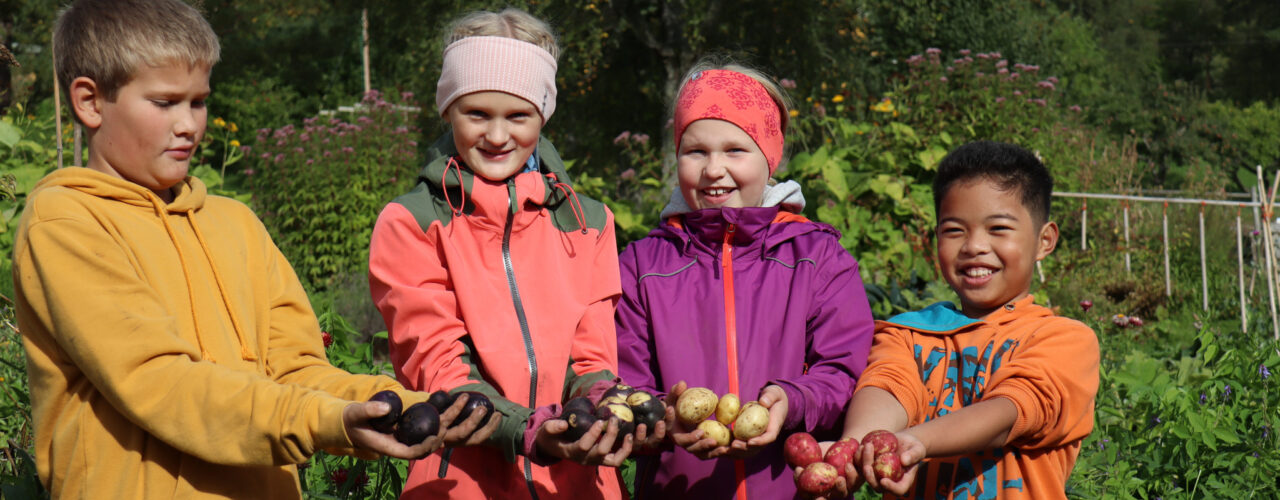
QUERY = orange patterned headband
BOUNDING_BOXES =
[673,69,784,173]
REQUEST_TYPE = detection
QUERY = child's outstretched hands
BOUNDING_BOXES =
[535,415,634,466]
[343,392,502,460]
[667,381,788,460]
[857,431,923,496]
[722,384,787,459]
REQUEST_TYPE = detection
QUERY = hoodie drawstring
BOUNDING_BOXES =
[148,192,258,366]
[188,211,259,365]
[544,172,588,234]
[442,157,466,218]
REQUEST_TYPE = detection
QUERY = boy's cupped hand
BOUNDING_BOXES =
[535,415,634,467]
[343,392,502,460]
[856,431,923,496]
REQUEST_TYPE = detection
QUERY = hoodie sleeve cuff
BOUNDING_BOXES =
[522,404,564,466]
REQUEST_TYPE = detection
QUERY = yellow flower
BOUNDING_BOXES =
[230,139,241,148]
[832,95,845,103]
[229,122,239,132]
[788,109,799,117]
[870,98,895,113]
[213,117,227,128]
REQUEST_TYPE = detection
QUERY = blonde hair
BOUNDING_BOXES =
[444,8,560,61]
[54,0,220,105]
[672,57,793,168]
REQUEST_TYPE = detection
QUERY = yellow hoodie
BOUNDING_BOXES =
[14,168,416,499]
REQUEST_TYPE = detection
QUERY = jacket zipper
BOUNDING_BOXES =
[504,202,541,500]
[721,224,748,500]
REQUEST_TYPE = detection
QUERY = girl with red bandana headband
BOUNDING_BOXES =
[615,60,877,499]
[369,8,644,500]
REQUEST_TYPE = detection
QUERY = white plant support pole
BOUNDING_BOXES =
[1200,204,1208,311]
[362,8,371,95]
[1037,261,1045,283]
[1257,166,1279,340]
[1081,200,1088,251]
[1238,207,1247,333]
[1163,202,1171,297]
[1123,202,1132,274]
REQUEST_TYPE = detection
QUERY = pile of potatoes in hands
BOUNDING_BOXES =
[786,429,904,496]
[674,387,771,447]
[364,389,496,445]
[555,384,666,442]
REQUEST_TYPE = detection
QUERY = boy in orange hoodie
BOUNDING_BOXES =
[811,141,1099,499]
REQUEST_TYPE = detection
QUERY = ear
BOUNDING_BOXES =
[1035,221,1059,261]
[68,76,104,129]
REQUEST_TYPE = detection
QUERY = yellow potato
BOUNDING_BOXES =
[697,420,732,447]
[676,387,718,427]
[732,401,770,440]
[715,393,741,425]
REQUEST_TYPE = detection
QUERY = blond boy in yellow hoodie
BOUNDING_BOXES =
[12,1,495,498]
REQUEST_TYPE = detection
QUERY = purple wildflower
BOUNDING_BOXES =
[940,76,948,82]
[995,97,1006,103]
[1048,76,1059,84]
[1224,384,1233,400]
[401,91,415,101]
[1070,105,1083,113]
[613,131,631,145]
[959,49,971,56]
[1200,392,1207,404]
[243,168,255,176]
[995,59,1008,69]
[239,145,252,154]
[620,168,636,181]
[342,146,355,154]
[1261,364,1271,379]
[1038,80,1056,91]
[273,153,285,164]
[634,133,650,145]
[926,47,941,55]
[780,78,797,89]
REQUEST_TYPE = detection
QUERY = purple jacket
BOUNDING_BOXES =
[616,205,875,499]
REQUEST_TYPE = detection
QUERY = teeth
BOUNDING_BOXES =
[705,188,730,196]
[966,268,993,277]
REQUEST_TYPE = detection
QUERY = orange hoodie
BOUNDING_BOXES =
[369,134,623,499]
[856,295,1099,499]
[14,168,419,499]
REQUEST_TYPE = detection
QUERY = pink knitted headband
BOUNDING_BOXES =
[673,69,784,173]
[436,36,558,122]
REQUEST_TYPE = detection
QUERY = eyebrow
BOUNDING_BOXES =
[937,213,1021,225]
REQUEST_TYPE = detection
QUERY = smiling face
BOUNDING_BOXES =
[82,61,211,201]
[936,178,1058,318]
[444,91,543,181]
[677,119,770,210]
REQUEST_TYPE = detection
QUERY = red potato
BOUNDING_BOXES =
[872,451,905,482]
[783,432,823,468]
[862,429,899,456]
[823,437,859,472]
[797,462,840,496]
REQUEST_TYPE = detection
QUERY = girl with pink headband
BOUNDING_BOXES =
[615,60,876,499]
[369,8,644,500]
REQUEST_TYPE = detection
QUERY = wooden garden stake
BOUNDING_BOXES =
[1123,201,1131,274]
[1199,203,1208,312]
[1163,201,1171,297]
[1238,206,1247,333]
[1256,166,1279,340]
[73,123,82,167]
[1081,199,1088,251]
[1036,261,1045,283]
[53,38,64,169]
[362,8,371,95]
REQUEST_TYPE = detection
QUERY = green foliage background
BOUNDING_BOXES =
[2,0,1280,498]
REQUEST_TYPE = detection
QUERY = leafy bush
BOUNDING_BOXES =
[245,90,421,292]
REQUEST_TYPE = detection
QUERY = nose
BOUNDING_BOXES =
[960,231,991,255]
[703,154,728,179]
[174,104,201,139]
[483,121,510,146]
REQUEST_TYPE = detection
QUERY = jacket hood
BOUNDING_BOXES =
[33,167,208,213]
[658,179,806,219]
[877,294,1048,335]
[418,131,580,212]
[649,203,839,258]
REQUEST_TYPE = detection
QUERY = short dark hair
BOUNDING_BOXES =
[932,141,1053,224]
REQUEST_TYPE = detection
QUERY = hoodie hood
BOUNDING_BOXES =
[34,167,208,213]
[32,167,256,365]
